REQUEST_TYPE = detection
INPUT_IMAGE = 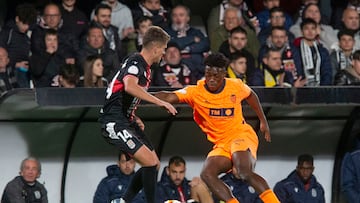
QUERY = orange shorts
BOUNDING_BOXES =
[207,124,259,160]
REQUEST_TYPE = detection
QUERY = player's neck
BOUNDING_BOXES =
[140,49,154,66]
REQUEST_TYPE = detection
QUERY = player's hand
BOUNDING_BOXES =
[159,100,177,115]
[260,120,271,142]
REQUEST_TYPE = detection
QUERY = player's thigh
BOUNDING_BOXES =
[202,155,232,176]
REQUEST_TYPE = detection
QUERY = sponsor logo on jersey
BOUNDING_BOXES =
[209,108,234,117]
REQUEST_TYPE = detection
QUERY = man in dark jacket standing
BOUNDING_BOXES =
[93,151,142,203]
[274,154,325,203]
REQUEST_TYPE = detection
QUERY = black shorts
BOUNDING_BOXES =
[101,121,154,156]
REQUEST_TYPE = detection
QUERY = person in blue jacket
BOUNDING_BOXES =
[213,173,263,203]
[341,137,360,203]
[156,156,214,203]
[273,154,325,203]
[93,151,142,203]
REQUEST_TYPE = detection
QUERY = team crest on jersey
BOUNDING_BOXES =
[126,139,136,149]
[230,94,236,103]
[128,65,139,75]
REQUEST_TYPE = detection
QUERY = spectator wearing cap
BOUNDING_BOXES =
[151,42,197,87]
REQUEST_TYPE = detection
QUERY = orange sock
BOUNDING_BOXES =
[226,198,239,203]
[259,189,280,203]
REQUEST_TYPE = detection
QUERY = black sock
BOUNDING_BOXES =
[141,165,158,203]
[122,167,144,201]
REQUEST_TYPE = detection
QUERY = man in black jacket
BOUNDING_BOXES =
[1,157,48,203]
[0,3,37,88]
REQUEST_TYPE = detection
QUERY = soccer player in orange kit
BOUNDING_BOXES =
[154,52,280,203]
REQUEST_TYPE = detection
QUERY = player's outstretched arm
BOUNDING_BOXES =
[153,91,180,104]
[123,76,177,115]
[245,90,271,142]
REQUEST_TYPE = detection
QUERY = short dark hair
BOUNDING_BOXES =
[87,24,103,37]
[168,156,186,166]
[263,46,281,59]
[229,51,247,62]
[135,16,153,29]
[59,64,79,85]
[352,50,360,60]
[118,151,132,161]
[94,3,112,16]
[271,26,287,34]
[16,3,38,25]
[229,26,247,37]
[301,3,319,21]
[204,53,229,69]
[297,154,314,165]
[142,26,170,48]
[269,6,285,17]
[337,29,355,40]
[172,5,191,17]
[45,28,58,37]
[300,18,317,30]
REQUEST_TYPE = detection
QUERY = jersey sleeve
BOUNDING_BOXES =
[174,85,196,105]
[121,59,143,79]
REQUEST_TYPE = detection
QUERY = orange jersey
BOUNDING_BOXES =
[175,78,254,145]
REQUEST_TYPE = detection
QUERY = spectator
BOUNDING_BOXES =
[227,51,247,81]
[293,0,330,25]
[214,173,262,203]
[257,7,295,46]
[294,18,332,86]
[348,0,360,14]
[131,16,153,52]
[340,8,360,50]
[58,64,79,88]
[259,47,287,87]
[93,151,142,203]
[290,3,337,52]
[31,3,79,65]
[0,3,37,88]
[219,26,259,85]
[92,0,135,40]
[256,0,293,30]
[341,136,360,202]
[77,25,120,80]
[156,156,214,203]
[29,29,66,87]
[79,55,108,87]
[258,26,304,87]
[330,29,355,81]
[60,0,88,41]
[207,0,260,36]
[1,157,48,203]
[165,5,210,79]
[152,42,197,87]
[209,7,259,59]
[131,0,168,29]
[334,49,360,85]
[0,47,17,94]
[92,3,123,61]
[274,154,325,203]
